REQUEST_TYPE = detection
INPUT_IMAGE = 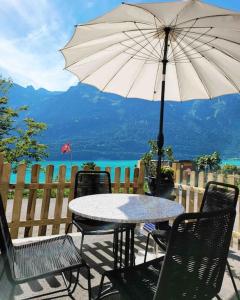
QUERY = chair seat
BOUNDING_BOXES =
[12,235,85,282]
[73,216,119,234]
[104,257,163,300]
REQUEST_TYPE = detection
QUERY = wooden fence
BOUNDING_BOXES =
[0,155,144,239]
[0,155,239,249]
[173,163,240,249]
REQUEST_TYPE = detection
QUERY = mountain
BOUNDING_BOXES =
[8,83,240,160]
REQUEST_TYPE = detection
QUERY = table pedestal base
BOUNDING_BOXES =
[113,224,136,269]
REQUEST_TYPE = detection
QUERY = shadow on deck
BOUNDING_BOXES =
[0,233,239,300]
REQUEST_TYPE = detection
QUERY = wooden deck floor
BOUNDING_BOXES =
[0,233,239,300]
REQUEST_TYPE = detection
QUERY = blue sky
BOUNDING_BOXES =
[0,0,239,91]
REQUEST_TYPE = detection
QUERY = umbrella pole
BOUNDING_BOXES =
[155,27,170,196]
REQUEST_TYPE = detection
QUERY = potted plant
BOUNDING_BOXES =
[141,141,175,199]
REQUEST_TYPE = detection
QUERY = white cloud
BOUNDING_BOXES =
[0,0,78,91]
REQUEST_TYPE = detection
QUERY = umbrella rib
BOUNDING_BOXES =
[201,54,240,93]
[125,41,159,98]
[175,13,240,27]
[75,33,156,84]
[174,28,240,47]
[64,30,157,69]
[76,20,158,28]
[62,25,157,51]
[134,22,162,58]
[175,36,212,99]
[153,16,165,59]
[100,34,158,92]
[123,31,160,60]
[172,34,217,61]
[173,32,240,93]
[170,27,214,60]
[122,3,165,26]
[169,0,195,27]
[174,31,240,64]
[168,33,182,101]
[168,19,198,60]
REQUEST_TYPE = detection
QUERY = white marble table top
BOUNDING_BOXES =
[69,193,184,224]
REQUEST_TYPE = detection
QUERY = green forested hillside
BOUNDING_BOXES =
[9,83,240,160]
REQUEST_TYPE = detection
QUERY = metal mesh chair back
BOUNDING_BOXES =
[0,195,13,259]
[201,181,239,212]
[155,209,236,299]
[74,171,111,198]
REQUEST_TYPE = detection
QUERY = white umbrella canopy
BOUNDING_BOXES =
[61,0,240,101]
[61,0,240,195]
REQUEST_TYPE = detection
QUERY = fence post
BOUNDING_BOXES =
[24,164,41,237]
[11,164,27,238]
[0,163,11,210]
[52,165,66,235]
[137,160,145,194]
[114,167,121,193]
[65,165,78,233]
[38,165,54,236]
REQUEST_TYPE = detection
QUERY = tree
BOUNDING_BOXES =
[195,151,221,171]
[0,77,48,167]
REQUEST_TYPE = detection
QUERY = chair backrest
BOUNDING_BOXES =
[0,194,13,259]
[74,170,111,198]
[155,209,236,299]
[200,181,239,212]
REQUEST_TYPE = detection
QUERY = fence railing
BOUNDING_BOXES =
[173,163,240,249]
[0,155,144,239]
[0,155,239,249]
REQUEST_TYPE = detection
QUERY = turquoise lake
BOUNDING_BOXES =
[9,159,240,183]
[10,160,139,183]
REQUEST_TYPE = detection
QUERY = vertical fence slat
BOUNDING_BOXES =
[207,172,214,182]
[137,161,144,194]
[0,153,4,178]
[181,171,187,210]
[65,165,78,233]
[189,171,196,212]
[24,164,41,237]
[217,174,224,183]
[124,167,130,194]
[11,164,26,238]
[38,165,54,236]
[197,172,205,211]
[114,167,121,193]
[0,163,11,210]
[133,167,139,194]
[52,166,66,235]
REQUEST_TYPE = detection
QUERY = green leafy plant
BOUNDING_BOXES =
[141,140,174,178]
[81,161,96,170]
[221,164,240,174]
[0,76,48,170]
[194,151,221,171]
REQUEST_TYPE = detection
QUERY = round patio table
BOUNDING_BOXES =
[69,193,184,268]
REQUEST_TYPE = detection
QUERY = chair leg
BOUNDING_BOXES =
[97,274,105,299]
[226,259,240,300]
[66,222,72,234]
[144,232,151,262]
[87,265,92,300]
[80,233,85,254]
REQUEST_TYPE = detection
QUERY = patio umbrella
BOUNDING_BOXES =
[61,0,240,195]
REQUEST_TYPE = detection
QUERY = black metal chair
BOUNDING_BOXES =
[0,194,91,299]
[144,181,239,299]
[66,170,119,253]
[98,208,236,300]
